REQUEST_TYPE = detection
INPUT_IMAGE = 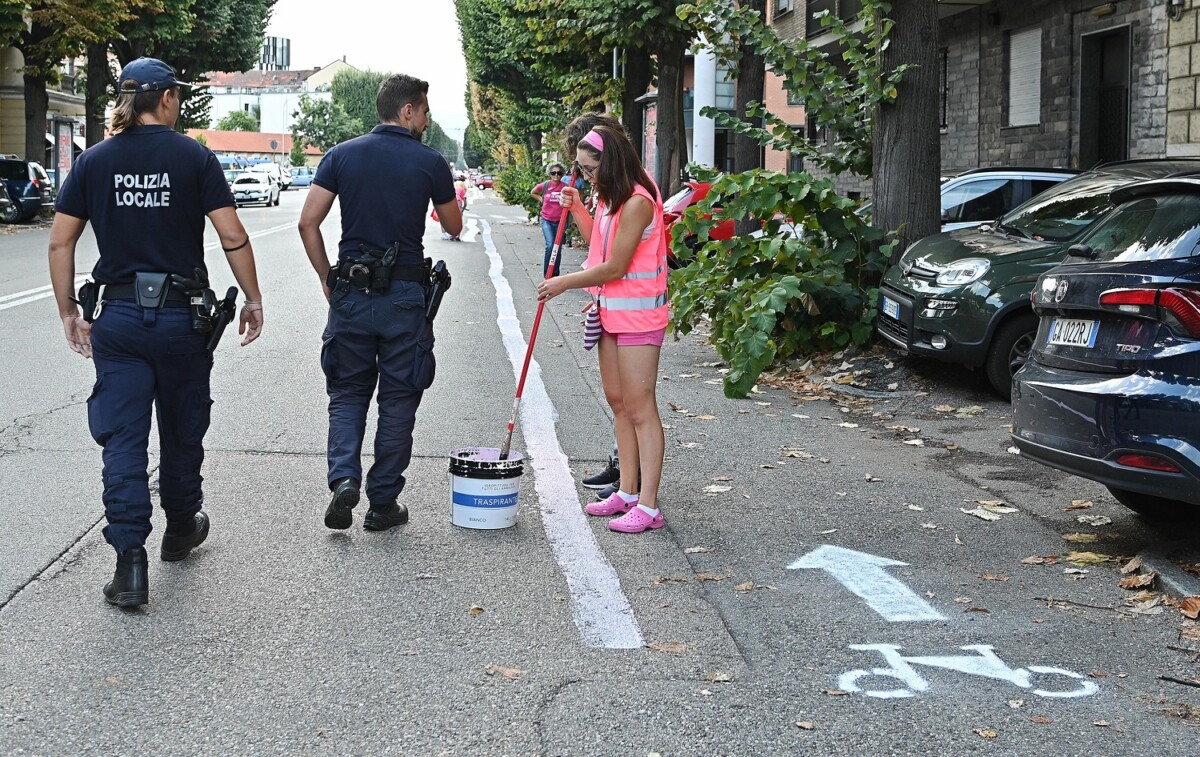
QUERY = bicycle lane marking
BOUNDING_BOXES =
[480,218,643,649]
[0,221,298,313]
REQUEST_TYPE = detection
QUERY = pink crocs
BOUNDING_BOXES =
[585,491,637,517]
[608,507,664,533]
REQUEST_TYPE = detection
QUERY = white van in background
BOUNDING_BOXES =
[247,162,292,190]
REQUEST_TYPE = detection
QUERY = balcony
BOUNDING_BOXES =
[806,0,863,38]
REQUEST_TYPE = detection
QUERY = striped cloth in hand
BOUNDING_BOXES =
[583,302,602,350]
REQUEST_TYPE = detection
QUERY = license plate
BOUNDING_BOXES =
[881,296,901,320]
[1048,317,1098,348]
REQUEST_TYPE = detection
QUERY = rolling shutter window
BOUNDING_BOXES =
[1007,28,1042,127]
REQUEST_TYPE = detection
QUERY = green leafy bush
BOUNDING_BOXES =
[495,164,545,220]
[671,166,895,398]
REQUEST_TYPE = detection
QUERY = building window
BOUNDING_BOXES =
[776,0,794,14]
[786,85,803,108]
[715,65,735,112]
[1007,27,1042,127]
[938,47,948,129]
[788,126,805,173]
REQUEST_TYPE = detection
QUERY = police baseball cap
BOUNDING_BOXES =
[118,57,191,93]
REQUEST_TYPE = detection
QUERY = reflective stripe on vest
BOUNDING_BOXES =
[621,264,666,280]
[599,292,669,310]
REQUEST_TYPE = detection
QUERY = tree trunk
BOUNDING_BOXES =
[734,0,767,235]
[23,72,48,163]
[872,0,940,266]
[86,43,110,147]
[655,34,687,198]
[621,47,651,160]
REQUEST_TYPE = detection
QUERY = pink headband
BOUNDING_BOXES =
[581,130,605,152]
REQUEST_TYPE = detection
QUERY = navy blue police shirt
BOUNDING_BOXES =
[55,125,234,285]
[313,124,455,264]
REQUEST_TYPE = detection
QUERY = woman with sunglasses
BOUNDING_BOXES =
[530,162,570,277]
[536,125,668,534]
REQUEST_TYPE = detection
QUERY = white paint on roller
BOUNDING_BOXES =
[480,219,643,649]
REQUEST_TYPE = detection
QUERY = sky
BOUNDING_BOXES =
[265,0,470,141]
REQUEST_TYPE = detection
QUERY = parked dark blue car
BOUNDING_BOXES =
[1012,176,1200,520]
[0,156,52,222]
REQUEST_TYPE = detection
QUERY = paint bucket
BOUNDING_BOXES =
[448,447,523,529]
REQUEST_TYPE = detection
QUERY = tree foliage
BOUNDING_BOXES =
[330,68,386,132]
[288,140,307,167]
[290,95,364,153]
[217,109,260,131]
[668,0,905,397]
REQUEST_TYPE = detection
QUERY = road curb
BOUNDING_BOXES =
[1138,541,1200,599]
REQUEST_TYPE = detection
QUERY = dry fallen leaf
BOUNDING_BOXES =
[652,576,688,585]
[703,485,733,494]
[903,439,925,446]
[1119,556,1143,575]
[469,605,485,616]
[907,504,925,511]
[1116,572,1157,590]
[981,573,1010,582]
[707,672,734,683]
[646,641,689,654]
[697,571,728,582]
[695,414,717,420]
[821,689,849,696]
[1180,597,1200,620]
[1029,716,1052,725]
[1093,721,1110,727]
[1077,514,1113,527]
[1007,699,1025,709]
[791,413,810,419]
[839,422,860,428]
[795,721,815,731]
[1022,555,1059,565]
[974,728,998,739]
[933,404,956,412]
[865,473,881,482]
[684,546,712,554]
[961,507,1001,522]
[667,402,683,411]
[485,664,523,680]
[1065,551,1113,565]
[921,522,940,530]
[713,476,733,482]
[1064,568,1089,576]
[1064,500,1094,510]
[964,607,990,613]
[1062,532,1099,543]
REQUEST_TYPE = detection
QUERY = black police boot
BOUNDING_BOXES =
[160,510,210,562]
[325,477,360,530]
[581,457,620,490]
[363,501,409,532]
[103,547,149,608]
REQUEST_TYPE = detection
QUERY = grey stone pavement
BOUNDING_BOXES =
[1,189,1199,755]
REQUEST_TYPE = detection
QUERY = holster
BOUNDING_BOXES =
[134,272,171,309]
[425,259,451,323]
[76,281,98,323]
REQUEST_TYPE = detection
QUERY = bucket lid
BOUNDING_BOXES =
[449,447,523,478]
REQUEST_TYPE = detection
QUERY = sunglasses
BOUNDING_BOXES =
[549,171,563,176]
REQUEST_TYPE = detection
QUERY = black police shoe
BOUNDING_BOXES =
[160,510,210,562]
[325,477,360,530]
[581,458,620,489]
[363,502,409,532]
[103,547,149,608]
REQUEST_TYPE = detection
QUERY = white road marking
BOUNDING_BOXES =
[0,221,298,313]
[790,544,946,622]
[459,218,480,243]
[480,219,643,649]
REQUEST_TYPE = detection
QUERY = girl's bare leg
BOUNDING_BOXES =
[598,334,639,495]
[616,344,663,509]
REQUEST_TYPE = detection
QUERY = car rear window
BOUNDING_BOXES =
[998,174,1130,243]
[1067,193,1200,263]
[0,162,25,180]
[233,176,262,185]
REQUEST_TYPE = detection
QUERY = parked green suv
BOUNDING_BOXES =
[876,160,1200,398]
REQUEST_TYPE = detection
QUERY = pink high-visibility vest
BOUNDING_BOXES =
[585,183,669,333]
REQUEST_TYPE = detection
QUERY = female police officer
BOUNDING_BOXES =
[48,58,264,608]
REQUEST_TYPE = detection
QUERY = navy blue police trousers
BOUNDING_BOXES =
[321,279,435,506]
[88,301,211,553]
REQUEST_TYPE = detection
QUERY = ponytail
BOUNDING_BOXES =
[109,89,168,135]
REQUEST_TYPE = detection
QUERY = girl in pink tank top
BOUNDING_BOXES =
[536,125,668,534]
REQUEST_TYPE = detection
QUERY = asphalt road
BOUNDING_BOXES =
[1,187,1198,755]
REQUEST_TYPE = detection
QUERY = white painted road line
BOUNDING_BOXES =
[480,219,643,649]
[790,544,947,622]
[0,221,299,314]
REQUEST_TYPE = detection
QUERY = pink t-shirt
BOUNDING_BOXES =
[540,180,568,223]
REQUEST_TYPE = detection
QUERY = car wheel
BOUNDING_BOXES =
[984,312,1039,401]
[1107,487,1200,522]
[0,203,21,224]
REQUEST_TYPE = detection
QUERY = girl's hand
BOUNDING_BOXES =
[557,186,579,210]
[537,276,568,302]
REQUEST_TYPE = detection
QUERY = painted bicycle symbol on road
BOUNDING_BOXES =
[839,644,1100,699]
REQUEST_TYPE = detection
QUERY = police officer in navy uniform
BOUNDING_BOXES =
[299,73,461,531]
[47,58,265,607]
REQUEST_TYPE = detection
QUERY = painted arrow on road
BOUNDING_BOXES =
[789,545,946,622]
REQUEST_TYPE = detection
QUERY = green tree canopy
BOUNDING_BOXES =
[291,95,364,152]
[217,109,260,131]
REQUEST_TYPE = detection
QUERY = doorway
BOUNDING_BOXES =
[1079,27,1131,168]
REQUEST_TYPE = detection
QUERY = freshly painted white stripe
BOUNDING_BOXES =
[0,276,86,312]
[2,221,297,313]
[790,545,946,622]
[459,218,480,244]
[480,218,643,649]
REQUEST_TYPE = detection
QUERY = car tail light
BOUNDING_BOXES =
[1099,287,1200,338]
[1114,453,1182,473]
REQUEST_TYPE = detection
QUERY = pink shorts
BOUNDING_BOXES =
[607,327,666,347]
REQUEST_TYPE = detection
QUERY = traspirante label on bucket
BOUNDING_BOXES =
[453,491,519,509]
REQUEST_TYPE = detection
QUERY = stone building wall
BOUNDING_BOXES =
[1167,0,1200,156]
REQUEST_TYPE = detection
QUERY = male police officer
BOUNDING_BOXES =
[299,74,461,532]
[48,58,264,607]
